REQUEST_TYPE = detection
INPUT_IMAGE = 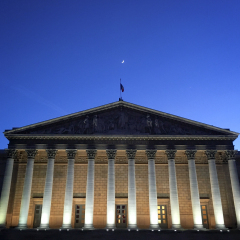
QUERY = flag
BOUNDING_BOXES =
[120,83,124,92]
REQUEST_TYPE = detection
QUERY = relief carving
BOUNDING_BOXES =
[25,108,218,136]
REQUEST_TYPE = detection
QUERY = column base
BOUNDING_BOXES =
[127,224,138,230]
[16,224,28,230]
[61,224,72,229]
[0,224,6,229]
[83,224,94,230]
[149,224,160,230]
[215,224,227,230]
[38,224,50,230]
[193,224,205,230]
[105,224,116,230]
[171,224,182,230]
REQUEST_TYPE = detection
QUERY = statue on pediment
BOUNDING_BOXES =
[83,116,90,134]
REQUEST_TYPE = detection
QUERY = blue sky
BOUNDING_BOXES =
[0,0,240,149]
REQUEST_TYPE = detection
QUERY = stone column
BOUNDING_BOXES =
[0,150,17,227]
[126,149,137,229]
[146,149,159,229]
[18,149,37,229]
[226,150,240,229]
[62,150,76,229]
[166,149,181,229]
[185,150,204,229]
[39,149,57,229]
[106,149,117,229]
[206,150,226,229]
[84,149,96,229]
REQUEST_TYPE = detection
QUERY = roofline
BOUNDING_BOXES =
[4,101,239,136]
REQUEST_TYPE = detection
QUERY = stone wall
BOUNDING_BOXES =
[2,150,238,229]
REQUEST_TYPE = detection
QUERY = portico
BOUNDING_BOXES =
[0,101,239,230]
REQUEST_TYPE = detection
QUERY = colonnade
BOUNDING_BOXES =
[0,149,240,230]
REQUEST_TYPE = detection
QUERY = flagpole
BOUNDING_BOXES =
[120,78,122,99]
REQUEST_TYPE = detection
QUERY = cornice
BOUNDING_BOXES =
[4,134,237,141]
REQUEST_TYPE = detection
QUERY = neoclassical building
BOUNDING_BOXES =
[0,101,240,230]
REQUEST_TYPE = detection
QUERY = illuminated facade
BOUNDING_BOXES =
[0,101,240,230]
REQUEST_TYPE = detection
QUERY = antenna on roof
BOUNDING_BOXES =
[119,78,124,101]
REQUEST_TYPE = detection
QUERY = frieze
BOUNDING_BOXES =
[155,157,168,164]
[135,158,148,164]
[95,157,108,164]
[75,157,88,164]
[195,156,208,164]
[21,108,220,136]
[55,156,68,163]
[15,151,27,163]
[115,156,128,164]
[35,156,48,163]
[175,156,187,164]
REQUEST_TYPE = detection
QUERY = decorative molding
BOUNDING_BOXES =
[115,156,128,164]
[66,149,77,159]
[185,150,197,160]
[46,149,58,159]
[5,134,237,142]
[165,149,177,160]
[225,150,237,160]
[86,149,97,159]
[6,149,17,159]
[205,150,217,160]
[106,149,117,159]
[126,149,137,159]
[95,157,108,164]
[26,149,38,159]
[155,157,168,164]
[146,149,157,159]
[175,156,187,164]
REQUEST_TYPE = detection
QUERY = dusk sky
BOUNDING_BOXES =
[0,0,239,149]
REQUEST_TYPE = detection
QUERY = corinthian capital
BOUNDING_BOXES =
[205,150,217,160]
[185,150,197,160]
[26,149,38,159]
[6,149,17,159]
[46,149,58,159]
[86,149,97,159]
[106,149,117,160]
[165,149,177,160]
[126,149,137,159]
[66,149,77,159]
[225,150,237,160]
[146,149,157,160]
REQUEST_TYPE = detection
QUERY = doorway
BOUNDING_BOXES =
[33,204,42,228]
[158,205,168,229]
[116,205,127,228]
[75,204,85,228]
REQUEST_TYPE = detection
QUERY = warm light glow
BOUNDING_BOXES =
[106,202,115,225]
[63,212,71,225]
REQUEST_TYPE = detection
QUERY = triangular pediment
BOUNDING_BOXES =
[4,101,238,138]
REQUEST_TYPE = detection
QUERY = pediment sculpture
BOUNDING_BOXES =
[25,108,217,136]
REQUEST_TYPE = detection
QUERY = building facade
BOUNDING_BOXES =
[0,101,240,230]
